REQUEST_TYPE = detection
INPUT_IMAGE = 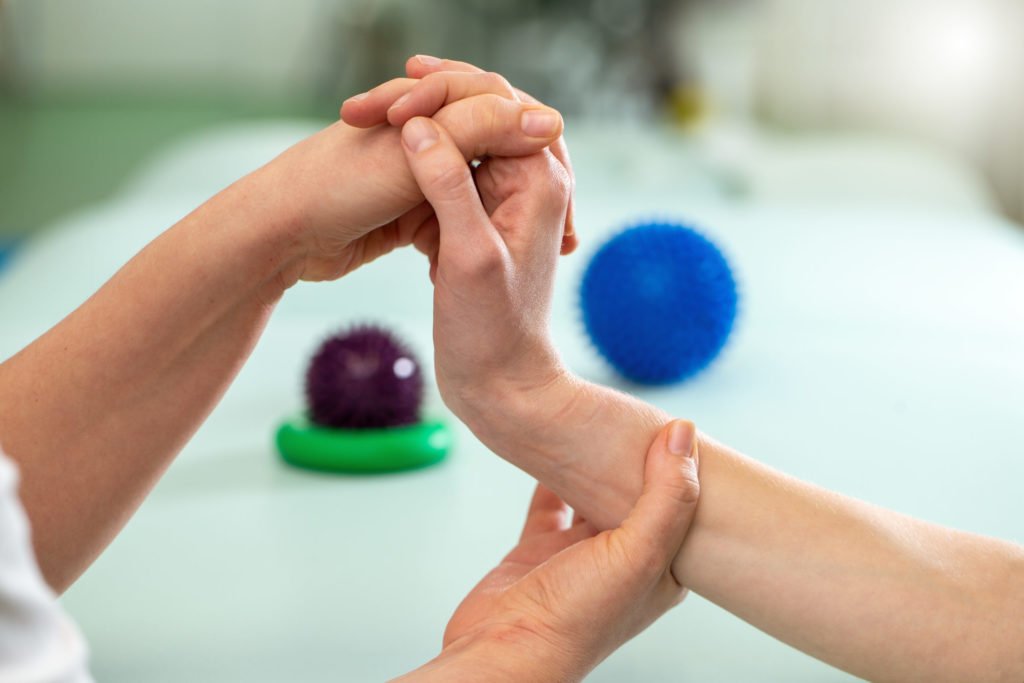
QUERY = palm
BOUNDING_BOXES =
[443,489,598,648]
[299,200,437,282]
[279,122,441,283]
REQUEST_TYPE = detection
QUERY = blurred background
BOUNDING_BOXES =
[2,0,1024,250]
[2,2,1024,681]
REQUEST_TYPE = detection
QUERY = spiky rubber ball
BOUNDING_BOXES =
[580,222,738,385]
[305,325,423,429]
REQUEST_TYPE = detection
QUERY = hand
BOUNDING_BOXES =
[341,54,578,258]
[395,108,572,422]
[246,69,565,287]
[395,420,701,682]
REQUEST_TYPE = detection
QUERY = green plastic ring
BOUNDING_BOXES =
[276,417,452,474]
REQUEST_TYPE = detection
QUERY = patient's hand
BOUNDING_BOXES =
[395,420,700,682]
[395,109,570,418]
[346,57,579,429]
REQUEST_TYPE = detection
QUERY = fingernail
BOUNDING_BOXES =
[389,93,411,112]
[521,108,561,137]
[402,118,438,153]
[667,420,695,457]
[416,54,441,65]
[345,92,368,104]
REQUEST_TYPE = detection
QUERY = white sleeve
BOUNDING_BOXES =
[0,449,92,683]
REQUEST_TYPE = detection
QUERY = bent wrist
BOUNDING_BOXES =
[208,167,310,304]
[441,355,578,442]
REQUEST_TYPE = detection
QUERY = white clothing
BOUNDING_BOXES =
[0,449,91,683]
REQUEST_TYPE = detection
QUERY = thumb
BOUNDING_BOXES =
[616,420,701,585]
[400,117,498,255]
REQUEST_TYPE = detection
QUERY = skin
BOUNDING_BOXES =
[351,56,1024,683]
[4,51,1021,679]
[0,56,701,680]
[0,82,570,593]
[396,419,700,682]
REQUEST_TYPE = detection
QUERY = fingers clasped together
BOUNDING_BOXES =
[341,55,577,265]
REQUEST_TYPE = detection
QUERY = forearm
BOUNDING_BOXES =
[681,436,1024,681]
[453,375,1024,681]
[0,168,303,591]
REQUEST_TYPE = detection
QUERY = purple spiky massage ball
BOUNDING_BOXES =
[305,325,423,429]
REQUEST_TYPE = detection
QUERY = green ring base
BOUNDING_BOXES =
[276,417,451,474]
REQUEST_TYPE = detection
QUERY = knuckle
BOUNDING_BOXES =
[550,160,572,202]
[484,71,515,96]
[663,465,701,505]
[614,530,669,583]
[421,71,446,93]
[435,94,508,158]
[633,542,671,581]
[468,94,504,157]
[463,241,506,278]
[534,153,572,205]
[679,474,701,504]
[484,94,506,129]
[430,161,472,198]
[471,94,503,123]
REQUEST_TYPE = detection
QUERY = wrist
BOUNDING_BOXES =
[440,344,575,436]
[212,167,310,304]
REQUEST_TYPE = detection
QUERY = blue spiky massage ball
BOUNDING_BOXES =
[580,222,738,385]
[305,325,423,429]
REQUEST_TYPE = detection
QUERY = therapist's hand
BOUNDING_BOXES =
[395,420,701,683]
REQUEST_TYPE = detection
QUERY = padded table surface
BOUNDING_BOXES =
[1,121,1021,682]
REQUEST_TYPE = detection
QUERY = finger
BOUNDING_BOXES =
[340,77,417,128]
[406,54,485,78]
[553,518,600,546]
[615,420,700,586]
[507,88,577,253]
[471,160,502,216]
[386,72,518,127]
[410,213,441,285]
[411,215,440,261]
[342,71,519,129]
[548,137,577,253]
[399,116,500,257]
[395,199,436,241]
[561,231,579,256]
[520,484,571,540]
[405,57,572,194]
[512,91,576,250]
[340,197,436,272]
[432,94,563,160]
[405,54,577,251]
[527,518,599,559]
[479,151,571,250]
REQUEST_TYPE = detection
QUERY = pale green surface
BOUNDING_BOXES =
[0,91,326,239]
